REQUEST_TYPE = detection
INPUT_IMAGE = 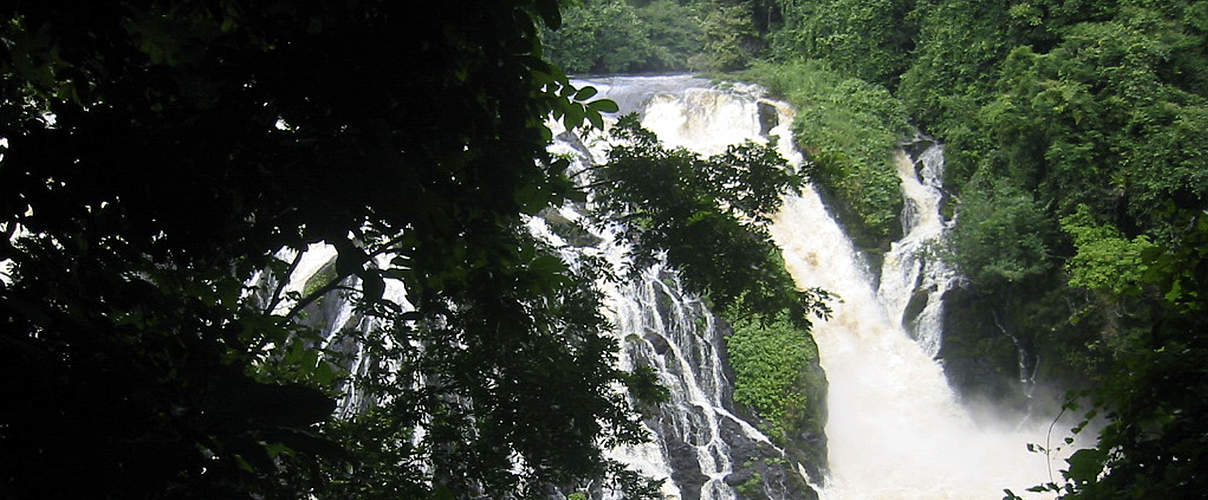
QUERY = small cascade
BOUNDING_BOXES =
[877,141,958,357]
[995,310,1042,429]
[608,268,743,500]
[256,243,415,418]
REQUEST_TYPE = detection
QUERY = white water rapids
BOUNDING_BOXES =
[582,76,1066,499]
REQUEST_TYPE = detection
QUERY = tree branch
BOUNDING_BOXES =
[278,234,409,323]
[263,250,305,315]
[282,273,354,323]
[568,163,608,180]
[578,179,616,191]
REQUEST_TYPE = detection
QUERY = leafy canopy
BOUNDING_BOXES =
[0,2,822,498]
[0,1,642,498]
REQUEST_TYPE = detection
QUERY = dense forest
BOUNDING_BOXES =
[549,0,1208,496]
[2,0,1205,498]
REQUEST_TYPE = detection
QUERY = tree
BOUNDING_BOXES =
[592,115,827,326]
[542,0,661,74]
[0,1,645,497]
[771,0,916,89]
[0,2,817,498]
[541,0,708,73]
[1011,208,1208,499]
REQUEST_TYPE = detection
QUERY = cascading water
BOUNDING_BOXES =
[876,144,958,357]
[608,268,763,500]
[253,242,415,418]
[267,76,821,500]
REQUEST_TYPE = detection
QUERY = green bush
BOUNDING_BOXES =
[725,312,825,443]
[542,0,707,73]
[945,176,1055,288]
[771,0,916,89]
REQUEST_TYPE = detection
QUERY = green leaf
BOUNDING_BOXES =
[529,254,565,278]
[588,99,619,113]
[574,86,598,100]
[234,454,255,473]
[314,360,337,386]
[264,442,290,459]
[563,103,586,131]
[1066,448,1106,483]
[587,110,604,130]
[514,184,548,215]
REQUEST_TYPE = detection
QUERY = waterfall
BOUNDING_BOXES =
[607,268,754,500]
[255,243,415,418]
[269,76,820,499]
[876,144,957,357]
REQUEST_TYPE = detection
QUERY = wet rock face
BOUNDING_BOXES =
[757,102,779,137]
[650,415,710,500]
[719,416,819,500]
[902,286,932,340]
[938,286,1029,408]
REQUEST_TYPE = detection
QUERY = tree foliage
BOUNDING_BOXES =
[696,0,1208,495]
[542,0,779,73]
[1016,210,1208,498]
[543,0,671,74]
[0,2,826,498]
[726,312,825,448]
[592,115,829,327]
[771,0,916,89]
[698,1,764,71]
[946,176,1055,288]
[0,1,644,497]
[1060,205,1156,296]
